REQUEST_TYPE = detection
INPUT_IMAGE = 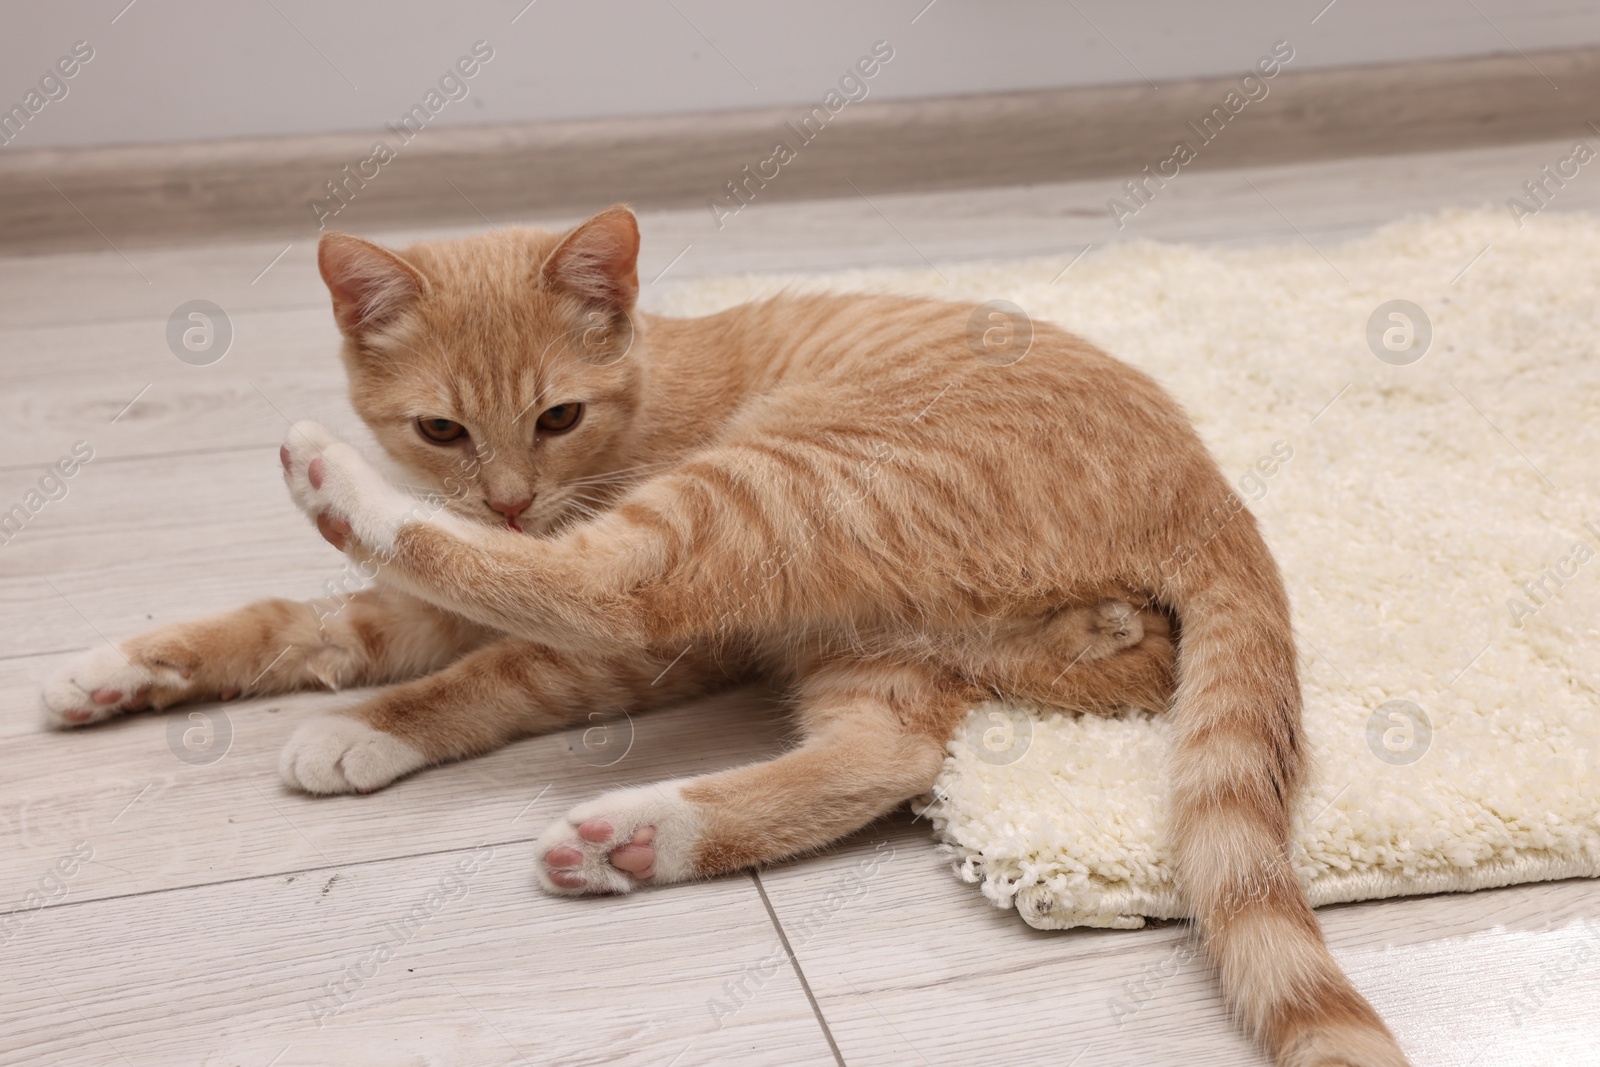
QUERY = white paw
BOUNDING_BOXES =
[279,715,428,794]
[40,645,181,728]
[535,782,702,896]
[279,420,422,556]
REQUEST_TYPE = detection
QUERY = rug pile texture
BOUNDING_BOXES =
[649,208,1600,930]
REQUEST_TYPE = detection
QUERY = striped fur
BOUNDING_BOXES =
[44,207,1407,1064]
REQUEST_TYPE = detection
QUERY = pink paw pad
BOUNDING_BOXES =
[542,823,659,890]
[307,457,325,490]
[545,845,583,868]
[609,829,657,878]
[76,685,153,718]
[315,512,352,550]
[279,445,292,472]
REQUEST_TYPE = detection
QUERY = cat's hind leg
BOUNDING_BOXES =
[41,588,483,728]
[535,658,968,895]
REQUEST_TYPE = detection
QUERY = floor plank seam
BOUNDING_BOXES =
[751,869,847,1067]
[3,833,548,919]
[4,300,336,333]
[0,648,88,663]
[0,442,281,476]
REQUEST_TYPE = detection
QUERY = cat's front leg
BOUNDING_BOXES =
[278,421,649,651]
[280,639,735,794]
[278,420,459,560]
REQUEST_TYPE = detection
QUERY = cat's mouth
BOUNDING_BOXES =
[506,516,525,534]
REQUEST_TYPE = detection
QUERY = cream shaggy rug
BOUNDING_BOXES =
[648,207,1600,930]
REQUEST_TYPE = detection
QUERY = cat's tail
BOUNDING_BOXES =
[1156,503,1409,1067]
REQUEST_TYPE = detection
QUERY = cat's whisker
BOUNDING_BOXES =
[563,461,677,488]
[563,472,653,488]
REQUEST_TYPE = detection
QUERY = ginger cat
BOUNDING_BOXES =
[42,206,1406,1066]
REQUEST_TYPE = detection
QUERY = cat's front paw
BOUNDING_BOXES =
[41,645,186,728]
[535,783,703,896]
[279,420,418,557]
[279,714,428,794]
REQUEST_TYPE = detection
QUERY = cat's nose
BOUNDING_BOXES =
[488,496,533,521]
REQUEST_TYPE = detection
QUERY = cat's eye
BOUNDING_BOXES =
[416,417,467,444]
[536,403,584,434]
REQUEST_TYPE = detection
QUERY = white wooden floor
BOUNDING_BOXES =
[6,140,1600,1067]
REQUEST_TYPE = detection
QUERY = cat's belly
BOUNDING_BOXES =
[736,599,1176,717]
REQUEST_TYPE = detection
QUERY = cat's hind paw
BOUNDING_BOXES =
[535,783,702,896]
[41,645,182,728]
[1089,598,1144,648]
[1051,598,1146,662]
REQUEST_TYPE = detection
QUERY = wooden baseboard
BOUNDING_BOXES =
[3,45,1598,255]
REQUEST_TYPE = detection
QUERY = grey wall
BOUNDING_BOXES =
[4,0,1598,150]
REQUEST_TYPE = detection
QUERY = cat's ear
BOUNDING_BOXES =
[541,205,640,312]
[318,233,429,337]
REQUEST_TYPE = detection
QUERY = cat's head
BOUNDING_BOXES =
[316,206,644,535]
